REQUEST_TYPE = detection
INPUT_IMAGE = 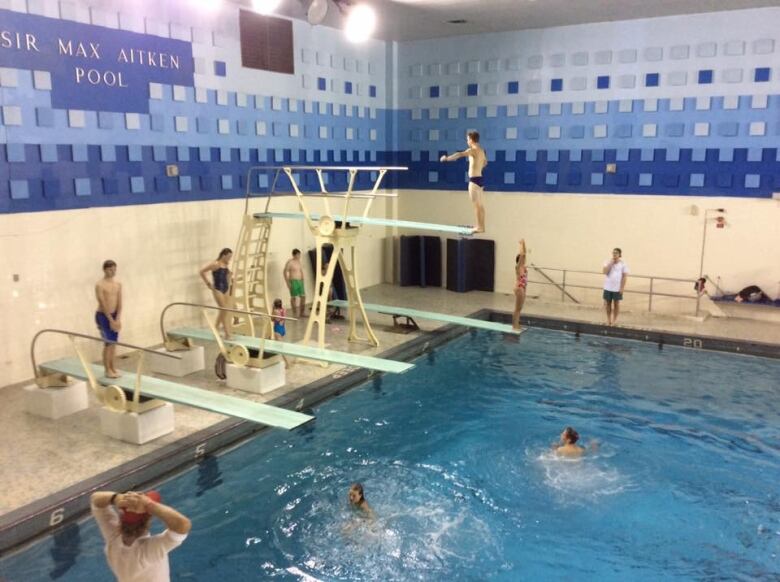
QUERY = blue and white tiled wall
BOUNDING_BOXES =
[0,0,389,213]
[2,4,779,215]
[393,9,780,196]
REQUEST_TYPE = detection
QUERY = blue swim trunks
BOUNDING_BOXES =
[273,322,286,337]
[95,311,118,343]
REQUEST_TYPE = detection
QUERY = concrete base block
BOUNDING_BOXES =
[226,361,285,394]
[99,403,175,444]
[147,346,205,377]
[24,382,89,419]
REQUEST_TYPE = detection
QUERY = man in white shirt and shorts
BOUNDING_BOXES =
[91,489,191,581]
[602,247,629,326]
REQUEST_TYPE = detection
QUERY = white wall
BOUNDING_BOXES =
[392,189,780,307]
[0,198,390,386]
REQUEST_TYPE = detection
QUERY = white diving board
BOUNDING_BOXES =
[254,212,474,236]
[40,357,313,430]
[330,301,524,334]
[168,328,414,374]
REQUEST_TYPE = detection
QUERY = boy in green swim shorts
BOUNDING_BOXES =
[284,248,306,317]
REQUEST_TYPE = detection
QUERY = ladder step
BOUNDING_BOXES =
[235,272,265,279]
[235,274,265,280]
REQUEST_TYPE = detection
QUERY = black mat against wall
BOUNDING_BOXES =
[399,236,421,286]
[307,244,347,300]
[399,235,442,287]
[423,236,443,287]
[446,238,495,292]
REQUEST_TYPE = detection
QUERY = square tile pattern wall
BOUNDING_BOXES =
[1,3,779,212]
[392,9,780,197]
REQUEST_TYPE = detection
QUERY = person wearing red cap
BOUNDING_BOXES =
[90,489,191,581]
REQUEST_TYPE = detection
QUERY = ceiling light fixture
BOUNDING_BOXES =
[344,3,376,43]
[307,0,329,24]
[447,19,467,24]
[252,0,283,15]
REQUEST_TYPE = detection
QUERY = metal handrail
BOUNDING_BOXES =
[159,302,297,344]
[246,165,408,171]
[529,265,696,283]
[525,280,697,299]
[253,191,397,198]
[243,165,407,214]
[528,264,703,315]
[530,264,579,303]
[31,329,180,378]
[249,190,395,197]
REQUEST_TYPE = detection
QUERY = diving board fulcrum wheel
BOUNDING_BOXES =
[104,385,127,412]
[317,215,336,236]
[229,344,250,366]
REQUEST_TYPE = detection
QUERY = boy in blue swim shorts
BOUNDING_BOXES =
[95,260,122,378]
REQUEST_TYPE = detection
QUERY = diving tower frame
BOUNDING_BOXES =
[238,165,407,352]
[236,165,477,352]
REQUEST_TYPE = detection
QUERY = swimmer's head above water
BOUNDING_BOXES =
[560,426,579,445]
[348,482,374,516]
[555,426,597,457]
[348,483,365,506]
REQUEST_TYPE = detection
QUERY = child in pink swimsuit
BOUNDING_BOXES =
[516,266,528,290]
[272,298,286,339]
[513,240,527,330]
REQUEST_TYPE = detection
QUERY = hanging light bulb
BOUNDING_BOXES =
[344,4,376,43]
[308,0,329,25]
[252,0,283,15]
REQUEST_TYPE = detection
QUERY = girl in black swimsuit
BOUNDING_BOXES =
[199,248,233,338]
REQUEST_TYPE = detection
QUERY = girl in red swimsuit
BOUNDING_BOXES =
[513,239,527,330]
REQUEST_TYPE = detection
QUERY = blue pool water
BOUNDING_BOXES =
[2,329,779,581]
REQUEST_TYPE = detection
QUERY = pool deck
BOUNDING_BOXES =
[1,283,778,551]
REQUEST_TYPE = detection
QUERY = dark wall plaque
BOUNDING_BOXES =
[239,10,294,75]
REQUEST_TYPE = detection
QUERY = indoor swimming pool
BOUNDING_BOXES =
[2,328,778,581]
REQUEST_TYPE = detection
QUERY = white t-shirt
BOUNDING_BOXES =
[92,503,187,582]
[603,260,629,292]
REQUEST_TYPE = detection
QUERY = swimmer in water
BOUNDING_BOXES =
[554,427,597,458]
[348,483,374,518]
